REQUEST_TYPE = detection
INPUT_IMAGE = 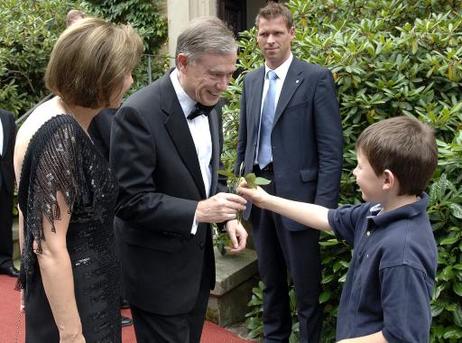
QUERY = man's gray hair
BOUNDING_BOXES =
[175,16,237,64]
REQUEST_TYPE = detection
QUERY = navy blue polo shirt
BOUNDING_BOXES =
[327,193,437,342]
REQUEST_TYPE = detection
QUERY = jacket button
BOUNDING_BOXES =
[199,241,205,249]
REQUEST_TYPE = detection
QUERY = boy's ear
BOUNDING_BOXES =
[382,169,396,191]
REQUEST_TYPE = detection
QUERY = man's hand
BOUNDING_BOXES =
[225,219,248,253]
[196,192,246,223]
[237,179,270,209]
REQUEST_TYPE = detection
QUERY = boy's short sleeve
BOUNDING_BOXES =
[327,203,367,247]
[380,265,433,343]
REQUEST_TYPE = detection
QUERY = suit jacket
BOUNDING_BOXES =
[0,109,16,195]
[236,58,343,230]
[88,108,116,161]
[110,71,226,315]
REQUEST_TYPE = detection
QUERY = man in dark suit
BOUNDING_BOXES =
[235,3,343,342]
[110,17,248,343]
[0,109,19,277]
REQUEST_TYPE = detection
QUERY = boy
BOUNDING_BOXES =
[238,116,438,342]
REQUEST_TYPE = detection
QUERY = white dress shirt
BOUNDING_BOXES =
[170,69,212,234]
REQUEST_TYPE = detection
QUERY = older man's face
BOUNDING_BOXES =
[178,52,237,106]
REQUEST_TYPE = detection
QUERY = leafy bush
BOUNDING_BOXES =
[0,0,168,118]
[82,0,169,90]
[0,0,72,116]
[221,0,462,341]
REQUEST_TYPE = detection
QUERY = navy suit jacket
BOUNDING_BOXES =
[236,58,343,230]
[110,71,226,315]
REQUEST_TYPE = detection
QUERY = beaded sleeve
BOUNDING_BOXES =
[17,115,88,290]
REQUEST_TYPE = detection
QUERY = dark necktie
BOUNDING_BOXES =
[187,103,215,120]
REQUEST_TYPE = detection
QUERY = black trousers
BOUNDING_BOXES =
[252,164,323,343]
[131,265,211,343]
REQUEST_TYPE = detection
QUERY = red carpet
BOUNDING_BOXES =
[0,275,252,342]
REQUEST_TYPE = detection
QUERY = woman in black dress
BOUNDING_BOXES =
[14,18,142,342]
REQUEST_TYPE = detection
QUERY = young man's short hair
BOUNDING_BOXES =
[356,115,438,196]
[45,17,143,109]
[255,2,293,29]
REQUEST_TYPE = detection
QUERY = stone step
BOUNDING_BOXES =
[207,247,258,327]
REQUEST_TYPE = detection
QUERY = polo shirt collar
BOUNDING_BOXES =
[367,193,428,227]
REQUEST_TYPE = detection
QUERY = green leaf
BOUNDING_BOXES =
[255,176,271,186]
[443,329,462,339]
[319,291,331,304]
[218,169,233,177]
[449,203,462,219]
[440,235,460,245]
[453,282,462,297]
[431,302,445,317]
[454,305,462,327]
[440,266,455,281]
[244,173,257,188]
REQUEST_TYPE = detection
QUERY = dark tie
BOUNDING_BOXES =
[257,70,278,169]
[187,103,215,120]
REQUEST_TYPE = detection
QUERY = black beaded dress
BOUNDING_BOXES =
[18,115,121,343]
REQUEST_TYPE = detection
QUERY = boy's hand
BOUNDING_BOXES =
[237,179,269,208]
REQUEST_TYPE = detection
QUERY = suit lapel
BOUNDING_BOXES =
[161,76,207,198]
[208,110,219,195]
[273,58,304,127]
[249,67,265,146]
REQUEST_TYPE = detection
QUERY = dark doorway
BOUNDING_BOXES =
[217,0,247,37]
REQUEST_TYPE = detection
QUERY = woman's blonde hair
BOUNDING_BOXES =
[45,17,143,108]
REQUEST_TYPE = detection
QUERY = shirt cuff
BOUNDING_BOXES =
[190,213,198,235]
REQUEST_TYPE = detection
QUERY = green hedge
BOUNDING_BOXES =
[0,0,168,118]
[0,0,70,116]
[220,0,462,341]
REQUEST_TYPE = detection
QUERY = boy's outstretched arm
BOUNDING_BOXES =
[237,181,332,232]
[338,331,387,343]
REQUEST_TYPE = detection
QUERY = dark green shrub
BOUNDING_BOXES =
[221,0,462,341]
[0,0,73,116]
[0,0,168,118]
[82,0,169,90]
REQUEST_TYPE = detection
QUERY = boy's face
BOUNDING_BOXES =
[353,150,385,203]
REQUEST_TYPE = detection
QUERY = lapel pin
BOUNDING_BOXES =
[296,80,300,83]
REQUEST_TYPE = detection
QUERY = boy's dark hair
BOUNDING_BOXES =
[356,115,438,196]
[256,2,293,29]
